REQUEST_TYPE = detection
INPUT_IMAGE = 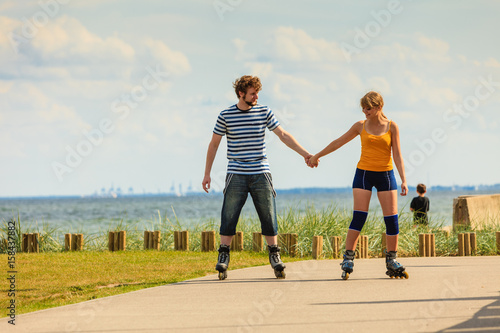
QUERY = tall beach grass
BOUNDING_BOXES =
[1,205,498,257]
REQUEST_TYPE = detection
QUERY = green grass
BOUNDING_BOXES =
[0,250,305,316]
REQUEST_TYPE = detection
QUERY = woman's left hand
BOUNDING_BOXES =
[400,182,408,196]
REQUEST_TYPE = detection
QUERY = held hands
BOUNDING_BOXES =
[306,154,320,168]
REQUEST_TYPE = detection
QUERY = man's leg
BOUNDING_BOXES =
[220,174,248,245]
[248,173,278,240]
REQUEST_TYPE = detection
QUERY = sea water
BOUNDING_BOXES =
[1,189,497,235]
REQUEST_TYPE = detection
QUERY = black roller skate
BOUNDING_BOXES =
[340,250,355,280]
[385,250,409,279]
[216,244,230,280]
[268,245,286,279]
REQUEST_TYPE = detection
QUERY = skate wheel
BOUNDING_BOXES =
[389,275,394,279]
[218,271,227,280]
[274,269,286,279]
[403,271,409,279]
[341,271,349,280]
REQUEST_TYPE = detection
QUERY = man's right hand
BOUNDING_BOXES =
[202,175,211,193]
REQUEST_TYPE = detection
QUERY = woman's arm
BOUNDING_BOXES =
[391,122,408,196]
[308,121,362,166]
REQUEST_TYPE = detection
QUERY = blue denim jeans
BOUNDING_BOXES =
[220,173,278,236]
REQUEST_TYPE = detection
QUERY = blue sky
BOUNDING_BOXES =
[2,0,500,197]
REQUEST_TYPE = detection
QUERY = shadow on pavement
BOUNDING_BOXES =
[437,293,500,332]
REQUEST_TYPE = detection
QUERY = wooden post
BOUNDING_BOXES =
[147,230,153,249]
[231,231,243,251]
[496,232,500,255]
[381,232,386,257]
[312,235,323,259]
[430,233,436,257]
[252,232,263,252]
[71,233,78,251]
[464,233,471,256]
[278,233,287,252]
[201,231,215,252]
[458,233,465,256]
[21,234,27,252]
[65,234,72,251]
[174,231,179,250]
[419,233,426,257]
[144,231,150,250]
[119,231,126,251]
[76,234,84,251]
[108,232,114,251]
[113,232,119,251]
[27,233,33,253]
[357,235,368,259]
[154,231,161,250]
[33,233,39,253]
[469,232,476,255]
[289,233,298,257]
[201,231,207,251]
[330,236,341,259]
[363,235,368,258]
[425,234,432,257]
[182,231,189,251]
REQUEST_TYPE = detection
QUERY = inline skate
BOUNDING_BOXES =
[340,250,355,280]
[268,245,286,279]
[385,250,409,279]
[216,244,230,280]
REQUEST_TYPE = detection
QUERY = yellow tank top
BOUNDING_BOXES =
[357,121,393,171]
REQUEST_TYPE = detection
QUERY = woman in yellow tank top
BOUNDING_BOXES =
[308,91,409,279]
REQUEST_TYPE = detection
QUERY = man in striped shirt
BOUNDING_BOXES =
[202,75,312,279]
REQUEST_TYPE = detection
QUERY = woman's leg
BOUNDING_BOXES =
[377,190,398,251]
[345,188,372,251]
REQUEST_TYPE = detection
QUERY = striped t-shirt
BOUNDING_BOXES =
[213,104,280,174]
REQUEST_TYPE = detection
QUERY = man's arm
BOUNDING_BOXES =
[272,125,311,162]
[202,133,223,193]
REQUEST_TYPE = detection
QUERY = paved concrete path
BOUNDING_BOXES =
[2,256,500,333]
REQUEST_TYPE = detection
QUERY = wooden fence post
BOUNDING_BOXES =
[230,231,243,251]
[458,233,465,256]
[252,232,263,252]
[154,231,161,250]
[312,235,323,259]
[381,232,386,257]
[174,231,189,251]
[289,233,298,257]
[76,233,84,251]
[65,234,71,251]
[144,231,150,250]
[357,235,368,259]
[496,231,500,255]
[330,236,341,259]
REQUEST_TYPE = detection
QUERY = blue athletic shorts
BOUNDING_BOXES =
[352,168,397,192]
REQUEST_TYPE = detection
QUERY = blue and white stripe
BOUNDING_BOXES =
[213,104,280,174]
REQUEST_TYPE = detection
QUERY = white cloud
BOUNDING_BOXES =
[271,26,344,63]
[144,38,191,76]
